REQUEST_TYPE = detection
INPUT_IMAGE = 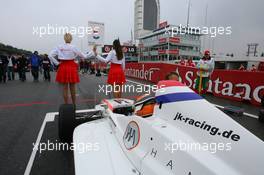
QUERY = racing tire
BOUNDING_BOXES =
[58,104,76,143]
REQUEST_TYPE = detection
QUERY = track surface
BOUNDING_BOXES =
[0,72,263,175]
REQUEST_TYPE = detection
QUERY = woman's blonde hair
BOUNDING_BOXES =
[64,33,72,43]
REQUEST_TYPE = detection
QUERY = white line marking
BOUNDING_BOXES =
[24,109,102,175]
[24,113,55,175]
[127,79,259,119]
[243,113,259,119]
[127,79,145,86]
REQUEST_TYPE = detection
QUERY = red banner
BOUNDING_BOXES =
[125,62,264,106]
[159,38,167,44]
[158,50,166,55]
[167,49,179,55]
[169,37,180,43]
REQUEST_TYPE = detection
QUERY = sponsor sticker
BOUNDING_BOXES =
[123,121,140,150]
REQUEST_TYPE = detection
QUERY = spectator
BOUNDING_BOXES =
[179,57,186,66]
[250,64,257,72]
[17,55,28,82]
[186,57,196,67]
[90,61,95,74]
[39,55,43,75]
[239,64,245,71]
[30,51,41,82]
[7,54,16,80]
[84,60,89,74]
[195,50,215,95]
[0,54,8,83]
[80,60,85,74]
[42,54,51,81]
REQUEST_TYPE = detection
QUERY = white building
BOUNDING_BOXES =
[138,23,202,62]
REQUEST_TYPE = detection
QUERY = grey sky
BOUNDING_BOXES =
[0,0,263,56]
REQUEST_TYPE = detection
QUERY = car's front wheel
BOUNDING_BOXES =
[58,104,76,143]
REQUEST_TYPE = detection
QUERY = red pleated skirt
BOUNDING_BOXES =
[107,63,126,85]
[56,60,80,83]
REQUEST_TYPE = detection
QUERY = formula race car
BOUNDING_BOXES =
[58,80,264,175]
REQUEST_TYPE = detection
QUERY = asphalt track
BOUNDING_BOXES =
[0,72,263,175]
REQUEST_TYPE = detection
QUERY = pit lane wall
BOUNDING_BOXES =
[125,62,264,106]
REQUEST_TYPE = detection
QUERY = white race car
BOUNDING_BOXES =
[58,80,264,175]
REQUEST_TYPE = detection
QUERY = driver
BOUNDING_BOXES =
[135,72,179,118]
[134,94,156,118]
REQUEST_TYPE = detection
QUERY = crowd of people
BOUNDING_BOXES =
[239,64,258,72]
[178,57,196,67]
[0,52,52,83]
[79,60,94,74]
[178,55,260,72]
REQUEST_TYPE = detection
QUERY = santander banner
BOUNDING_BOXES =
[125,63,264,106]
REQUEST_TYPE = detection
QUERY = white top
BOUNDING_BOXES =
[48,43,94,65]
[96,50,125,70]
[196,58,215,77]
[8,57,13,67]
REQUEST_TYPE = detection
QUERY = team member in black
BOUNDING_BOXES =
[0,54,8,83]
[17,55,28,82]
[42,54,51,81]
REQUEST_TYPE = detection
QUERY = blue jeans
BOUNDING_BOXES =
[7,66,15,80]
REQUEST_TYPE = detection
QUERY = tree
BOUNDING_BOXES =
[0,42,32,56]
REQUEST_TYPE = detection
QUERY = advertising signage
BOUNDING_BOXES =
[102,45,137,54]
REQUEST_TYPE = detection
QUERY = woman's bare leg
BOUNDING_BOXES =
[69,83,76,105]
[113,91,118,98]
[113,85,118,98]
[117,85,122,98]
[118,91,122,98]
[63,83,69,104]
[113,84,122,98]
